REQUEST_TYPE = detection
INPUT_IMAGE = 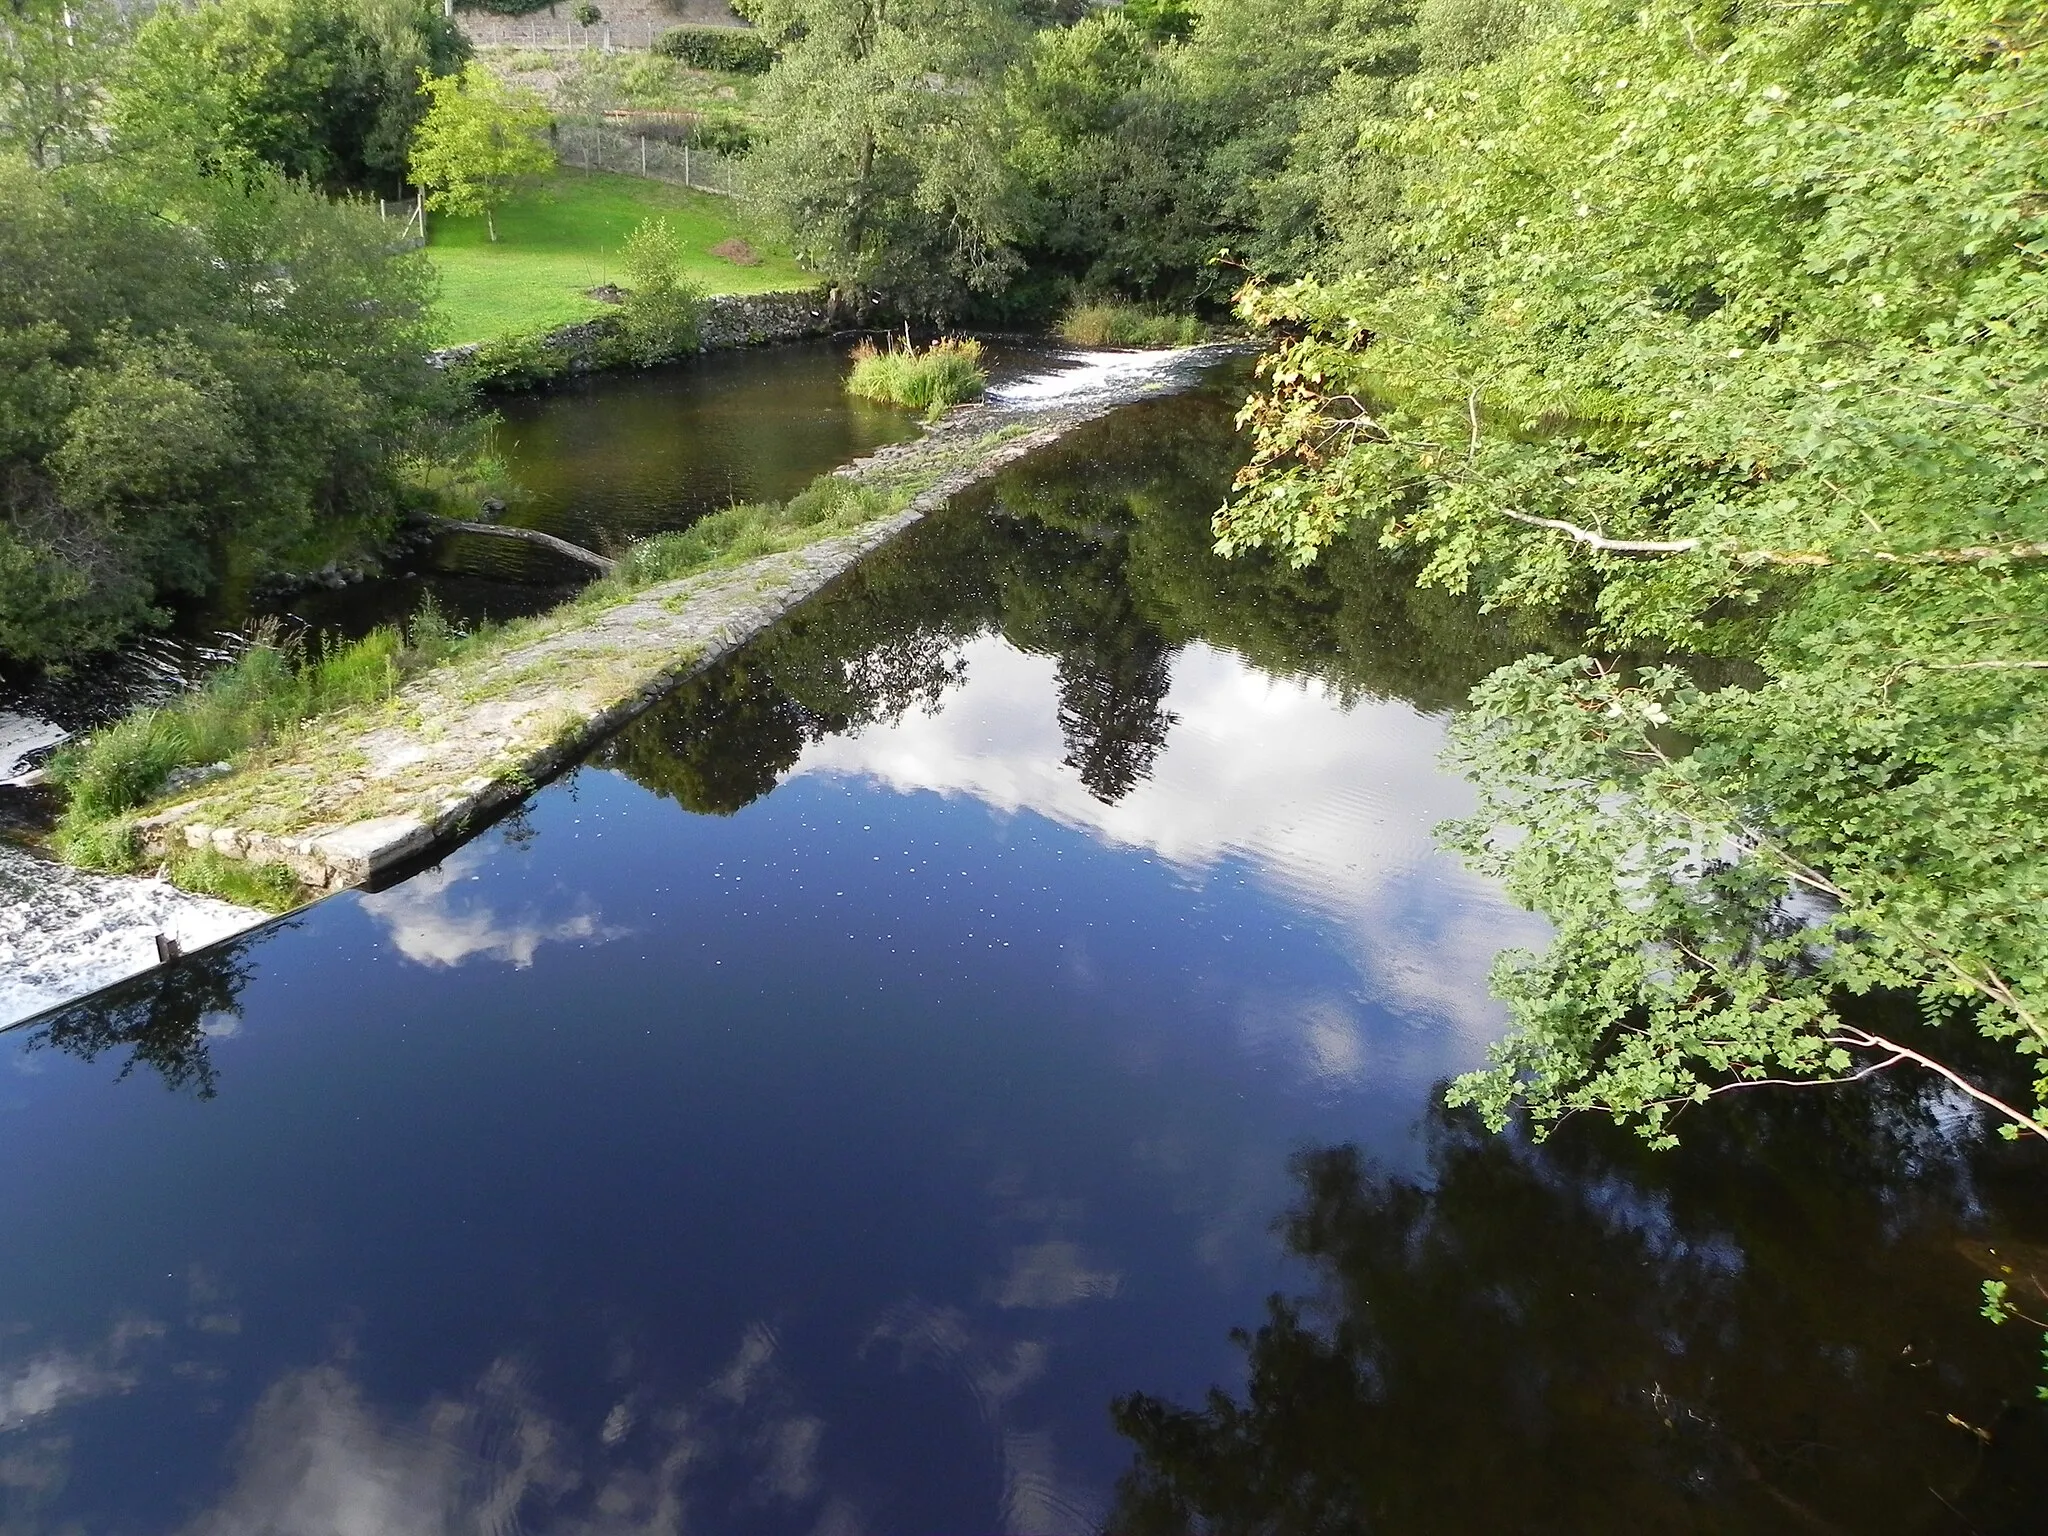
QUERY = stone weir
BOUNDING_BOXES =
[132,349,1230,895]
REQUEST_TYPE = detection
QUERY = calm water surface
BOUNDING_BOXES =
[3,386,2045,1533]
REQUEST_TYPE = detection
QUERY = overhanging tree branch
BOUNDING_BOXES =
[1499,509,2048,567]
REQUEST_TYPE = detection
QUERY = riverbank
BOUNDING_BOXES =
[111,348,1230,896]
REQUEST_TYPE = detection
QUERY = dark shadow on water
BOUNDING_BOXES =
[1107,1083,2048,1535]
[19,930,272,1098]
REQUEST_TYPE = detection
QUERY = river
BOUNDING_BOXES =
[1,358,2045,1530]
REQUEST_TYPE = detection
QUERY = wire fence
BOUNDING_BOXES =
[482,19,670,51]
[552,122,745,196]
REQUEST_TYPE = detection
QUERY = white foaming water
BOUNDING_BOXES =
[0,843,268,1030]
[0,711,67,784]
[987,346,1222,409]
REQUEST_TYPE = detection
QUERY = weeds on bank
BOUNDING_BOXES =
[846,336,987,416]
[48,419,1045,896]
[1058,300,1207,349]
[51,606,459,861]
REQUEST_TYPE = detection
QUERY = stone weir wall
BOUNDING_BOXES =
[131,353,1226,895]
[428,289,845,379]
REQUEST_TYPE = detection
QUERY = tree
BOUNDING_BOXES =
[408,60,553,242]
[0,153,445,663]
[1212,0,2048,1140]
[0,0,126,167]
[617,216,704,364]
[739,0,1031,319]
[111,0,469,189]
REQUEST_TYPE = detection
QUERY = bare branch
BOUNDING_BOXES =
[1828,1025,2048,1142]
[1501,509,1704,553]
[1499,508,2048,568]
[426,517,617,574]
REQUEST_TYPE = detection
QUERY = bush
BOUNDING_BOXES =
[1058,300,1205,349]
[619,217,704,364]
[457,0,556,15]
[845,337,987,415]
[573,1,601,24]
[653,25,773,74]
[692,109,755,156]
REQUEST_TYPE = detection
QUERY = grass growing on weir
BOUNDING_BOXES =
[42,435,1044,895]
[1057,300,1208,349]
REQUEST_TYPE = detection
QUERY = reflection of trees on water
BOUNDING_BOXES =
[23,934,264,1098]
[1107,1092,2048,1535]
[607,386,1577,819]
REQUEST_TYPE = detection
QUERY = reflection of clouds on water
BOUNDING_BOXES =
[356,845,625,970]
[794,639,1549,1066]
[177,1339,847,1536]
[988,1242,1122,1310]
[0,1348,136,1432]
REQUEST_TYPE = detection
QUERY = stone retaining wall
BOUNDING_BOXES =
[427,288,846,381]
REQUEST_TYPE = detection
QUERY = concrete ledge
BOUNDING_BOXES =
[132,373,1207,894]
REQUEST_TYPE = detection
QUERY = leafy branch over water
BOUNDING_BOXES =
[1214,0,2048,1144]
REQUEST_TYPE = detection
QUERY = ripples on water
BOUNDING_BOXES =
[1,369,2044,1532]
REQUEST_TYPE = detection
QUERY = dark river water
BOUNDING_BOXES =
[4,374,2048,1531]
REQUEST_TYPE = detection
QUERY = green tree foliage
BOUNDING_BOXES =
[0,155,445,663]
[1212,0,2048,1139]
[738,0,1032,318]
[111,0,469,190]
[618,216,704,363]
[409,60,554,241]
[0,0,128,168]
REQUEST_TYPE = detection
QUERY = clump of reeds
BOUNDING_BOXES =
[845,335,987,416]
[1058,299,1206,349]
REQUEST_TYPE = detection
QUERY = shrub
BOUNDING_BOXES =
[619,217,704,364]
[845,337,987,415]
[1058,300,1205,349]
[573,1,601,24]
[653,25,773,74]
[692,109,755,156]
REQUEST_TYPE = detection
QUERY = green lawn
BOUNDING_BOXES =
[426,171,811,345]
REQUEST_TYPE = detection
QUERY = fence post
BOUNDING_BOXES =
[640,136,647,175]
[684,142,691,188]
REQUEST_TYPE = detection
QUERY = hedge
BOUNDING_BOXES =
[653,25,773,74]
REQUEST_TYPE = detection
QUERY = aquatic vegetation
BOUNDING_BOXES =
[845,337,987,416]
[1058,301,1205,350]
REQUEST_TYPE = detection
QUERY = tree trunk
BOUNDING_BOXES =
[486,204,497,242]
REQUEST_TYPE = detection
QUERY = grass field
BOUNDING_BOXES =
[426,171,810,344]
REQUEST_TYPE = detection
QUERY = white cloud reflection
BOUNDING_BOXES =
[793,638,1549,1070]
[357,846,624,970]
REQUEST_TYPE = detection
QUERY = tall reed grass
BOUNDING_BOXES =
[1058,300,1206,349]
[53,608,458,857]
[845,336,987,415]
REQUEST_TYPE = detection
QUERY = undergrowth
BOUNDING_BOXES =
[1058,300,1207,349]
[845,336,987,416]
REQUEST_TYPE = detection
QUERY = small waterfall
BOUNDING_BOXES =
[987,345,1232,410]
[0,842,268,1030]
